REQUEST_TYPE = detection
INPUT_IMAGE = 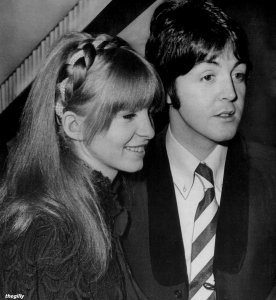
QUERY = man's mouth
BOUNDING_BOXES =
[216,110,235,118]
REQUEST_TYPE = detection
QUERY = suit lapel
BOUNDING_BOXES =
[146,131,249,284]
[147,129,188,286]
[214,135,249,273]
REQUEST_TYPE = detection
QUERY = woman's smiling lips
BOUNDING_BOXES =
[124,144,148,154]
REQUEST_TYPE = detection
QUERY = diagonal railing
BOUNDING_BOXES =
[0,0,112,113]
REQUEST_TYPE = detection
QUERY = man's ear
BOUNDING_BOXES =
[166,94,172,104]
[62,111,84,141]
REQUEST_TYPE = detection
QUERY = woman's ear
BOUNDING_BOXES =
[62,111,84,141]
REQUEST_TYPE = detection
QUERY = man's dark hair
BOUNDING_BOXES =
[146,0,251,108]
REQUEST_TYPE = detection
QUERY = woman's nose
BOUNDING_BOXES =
[137,110,155,139]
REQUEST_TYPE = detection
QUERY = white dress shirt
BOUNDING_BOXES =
[166,126,227,280]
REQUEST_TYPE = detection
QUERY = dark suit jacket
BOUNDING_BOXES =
[122,129,276,300]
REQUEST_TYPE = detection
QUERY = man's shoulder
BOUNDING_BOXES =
[231,138,276,189]
[245,139,276,172]
[246,140,276,161]
[228,135,276,167]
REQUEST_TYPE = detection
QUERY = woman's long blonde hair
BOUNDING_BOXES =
[0,32,164,279]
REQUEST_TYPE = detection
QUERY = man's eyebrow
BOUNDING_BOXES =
[198,54,220,66]
[197,58,219,66]
[199,58,247,69]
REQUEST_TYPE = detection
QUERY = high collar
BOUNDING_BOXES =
[90,169,128,238]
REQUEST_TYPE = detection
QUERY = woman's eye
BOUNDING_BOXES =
[123,113,136,120]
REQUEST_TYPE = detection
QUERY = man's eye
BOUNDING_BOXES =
[123,113,136,120]
[202,74,214,82]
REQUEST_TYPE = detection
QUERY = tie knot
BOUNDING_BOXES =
[195,163,214,185]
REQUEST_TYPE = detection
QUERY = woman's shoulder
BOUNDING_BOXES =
[0,216,126,299]
[1,216,71,266]
[0,216,94,299]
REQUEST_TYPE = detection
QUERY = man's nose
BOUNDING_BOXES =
[221,77,237,101]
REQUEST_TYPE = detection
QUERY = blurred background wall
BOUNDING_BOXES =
[0,0,79,84]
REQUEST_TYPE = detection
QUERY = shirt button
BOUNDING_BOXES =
[174,289,183,298]
[183,186,187,192]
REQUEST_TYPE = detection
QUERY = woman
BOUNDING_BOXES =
[0,32,164,299]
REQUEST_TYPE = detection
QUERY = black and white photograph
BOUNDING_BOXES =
[0,0,276,299]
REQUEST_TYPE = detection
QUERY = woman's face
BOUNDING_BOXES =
[77,108,155,180]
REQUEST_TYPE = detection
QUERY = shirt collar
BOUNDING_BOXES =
[166,126,227,200]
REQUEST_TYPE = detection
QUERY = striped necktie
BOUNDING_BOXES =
[189,163,218,300]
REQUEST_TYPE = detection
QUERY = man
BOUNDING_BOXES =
[122,1,276,299]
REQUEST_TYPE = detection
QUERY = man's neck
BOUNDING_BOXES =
[168,123,217,161]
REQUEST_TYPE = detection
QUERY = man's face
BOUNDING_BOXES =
[169,48,247,154]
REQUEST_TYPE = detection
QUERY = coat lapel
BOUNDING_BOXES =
[146,129,188,286]
[214,135,249,273]
[146,131,249,284]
